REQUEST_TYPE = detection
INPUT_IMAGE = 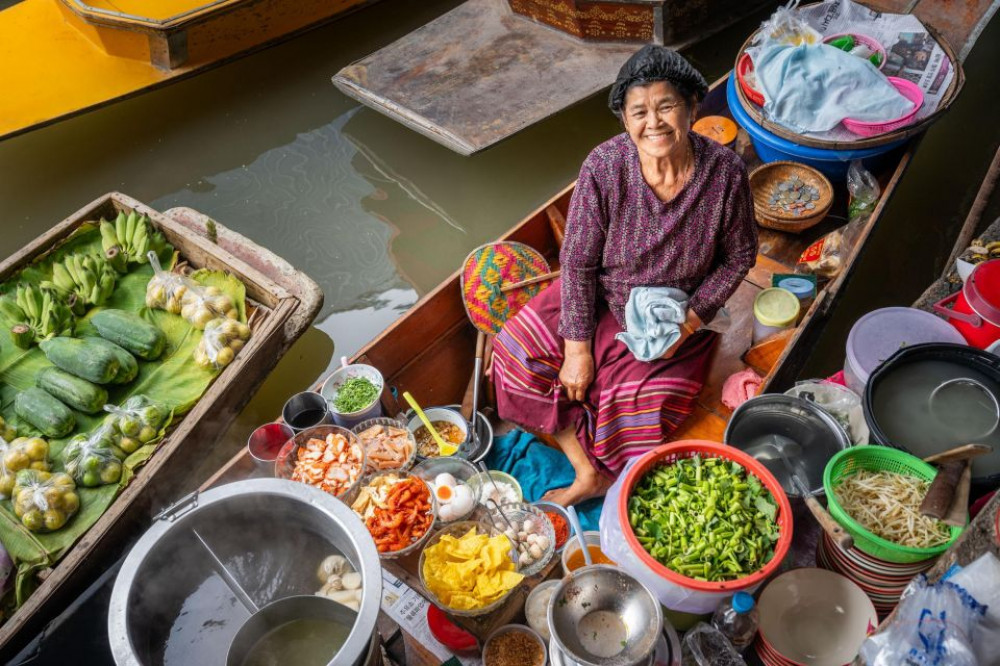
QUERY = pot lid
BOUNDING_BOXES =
[754,288,800,328]
[777,277,815,299]
[846,307,966,381]
[966,259,1000,324]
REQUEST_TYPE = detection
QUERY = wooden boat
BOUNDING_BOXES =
[0,195,323,658]
[0,0,379,143]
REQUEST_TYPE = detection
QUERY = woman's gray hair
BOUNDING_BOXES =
[608,45,708,116]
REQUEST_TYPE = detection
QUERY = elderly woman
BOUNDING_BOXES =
[491,46,758,506]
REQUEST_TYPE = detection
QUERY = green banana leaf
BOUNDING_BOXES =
[0,224,247,612]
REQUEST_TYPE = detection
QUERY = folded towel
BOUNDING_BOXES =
[755,42,914,133]
[485,430,604,532]
[614,287,689,362]
[722,368,763,410]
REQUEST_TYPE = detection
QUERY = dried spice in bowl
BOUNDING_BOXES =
[483,628,545,666]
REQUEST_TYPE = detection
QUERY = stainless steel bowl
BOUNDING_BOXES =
[724,394,851,498]
[226,595,357,665]
[108,479,381,666]
[548,565,663,666]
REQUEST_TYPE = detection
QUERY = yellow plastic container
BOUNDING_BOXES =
[753,288,801,343]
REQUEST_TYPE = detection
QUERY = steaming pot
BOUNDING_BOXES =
[108,479,381,666]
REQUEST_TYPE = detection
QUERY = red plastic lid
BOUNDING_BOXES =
[427,605,479,652]
[966,259,1000,325]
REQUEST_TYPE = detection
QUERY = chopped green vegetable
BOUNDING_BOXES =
[628,455,780,582]
[331,377,379,413]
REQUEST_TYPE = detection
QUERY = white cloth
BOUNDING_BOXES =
[614,287,689,362]
[754,42,914,133]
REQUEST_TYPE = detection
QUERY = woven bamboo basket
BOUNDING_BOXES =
[749,161,834,233]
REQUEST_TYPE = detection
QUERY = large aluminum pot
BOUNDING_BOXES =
[108,479,381,666]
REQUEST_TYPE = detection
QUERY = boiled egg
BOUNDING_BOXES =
[449,483,475,516]
[434,473,457,488]
[434,483,454,503]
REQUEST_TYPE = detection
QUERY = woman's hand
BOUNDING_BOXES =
[560,340,594,402]
[661,309,703,360]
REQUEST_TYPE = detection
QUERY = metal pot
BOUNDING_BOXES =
[108,479,381,666]
[724,394,851,498]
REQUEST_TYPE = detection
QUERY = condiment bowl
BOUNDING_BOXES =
[757,568,877,666]
[487,502,555,577]
[352,417,417,472]
[418,520,519,617]
[406,407,469,458]
[525,580,561,641]
[549,564,663,666]
[412,456,482,523]
[468,470,523,505]
[346,470,437,560]
[560,531,602,577]
[274,425,366,499]
[532,500,574,553]
[483,624,547,666]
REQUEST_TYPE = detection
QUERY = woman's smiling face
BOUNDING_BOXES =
[621,81,694,160]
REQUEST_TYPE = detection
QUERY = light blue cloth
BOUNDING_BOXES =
[755,42,915,133]
[614,287,689,362]
[485,430,604,532]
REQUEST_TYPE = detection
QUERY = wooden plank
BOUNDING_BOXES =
[672,404,727,442]
[0,195,322,657]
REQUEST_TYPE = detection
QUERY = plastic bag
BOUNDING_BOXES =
[62,425,125,487]
[0,435,48,499]
[859,574,987,666]
[784,380,869,444]
[103,395,170,454]
[145,250,198,315]
[751,0,821,50]
[194,317,251,370]
[12,469,79,533]
[599,459,762,614]
[179,284,238,330]
[796,161,880,279]
[682,623,748,666]
[944,553,1000,665]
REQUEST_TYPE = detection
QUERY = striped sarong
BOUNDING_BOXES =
[492,280,715,478]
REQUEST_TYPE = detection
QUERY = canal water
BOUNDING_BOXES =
[3,2,1000,660]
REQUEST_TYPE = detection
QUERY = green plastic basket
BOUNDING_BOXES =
[823,446,963,564]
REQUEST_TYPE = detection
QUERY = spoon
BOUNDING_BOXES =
[565,505,592,566]
[403,391,458,456]
[476,461,505,503]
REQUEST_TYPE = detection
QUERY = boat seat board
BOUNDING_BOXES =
[332,0,640,155]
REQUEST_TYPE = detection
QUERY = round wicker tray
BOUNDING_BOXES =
[749,161,834,233]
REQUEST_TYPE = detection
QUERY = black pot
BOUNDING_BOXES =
[864,342,1000,496]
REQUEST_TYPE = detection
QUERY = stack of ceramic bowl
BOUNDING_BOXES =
[754,568,878,666]
[816,531,935,615]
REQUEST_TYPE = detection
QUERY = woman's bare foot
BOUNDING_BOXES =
[542,469,612,506]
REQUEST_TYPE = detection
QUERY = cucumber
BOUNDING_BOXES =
[39,337,121,384]
[36,367,108,414]
[15,388,76,438]
[91,309,166,361]
[82,336,138,384]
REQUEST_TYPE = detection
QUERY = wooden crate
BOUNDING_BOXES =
[0,193,323,657]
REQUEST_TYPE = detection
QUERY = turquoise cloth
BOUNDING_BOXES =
[485,430,604,532]
[614,287,689,362]
[755,42,915,133]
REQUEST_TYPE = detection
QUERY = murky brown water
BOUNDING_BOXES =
[0,0,997,485]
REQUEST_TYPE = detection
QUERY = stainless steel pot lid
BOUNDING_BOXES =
[724,394,851,498]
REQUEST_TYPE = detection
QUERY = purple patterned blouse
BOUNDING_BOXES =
[558,131,758,341]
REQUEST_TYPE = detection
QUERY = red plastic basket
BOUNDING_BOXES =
[617,440,794,592]
[737,52,764,106]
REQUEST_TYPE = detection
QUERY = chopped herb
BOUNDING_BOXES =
[332,377,379,413]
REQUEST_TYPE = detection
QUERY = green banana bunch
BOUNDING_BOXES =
[42,253,117,314]
[0,284,75,349]
[100,210,167,272]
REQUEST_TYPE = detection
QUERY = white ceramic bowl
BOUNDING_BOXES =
[757,568,877,666]
[524,580,561,641]
[406,407,469,458]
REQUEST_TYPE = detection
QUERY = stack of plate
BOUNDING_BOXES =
[816,531,936,615]
[753,568,878,666]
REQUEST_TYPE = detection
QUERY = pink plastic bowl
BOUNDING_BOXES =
[842,77,924,138]
[823,32,887,70]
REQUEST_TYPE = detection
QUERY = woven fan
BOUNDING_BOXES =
[460,241,552,336]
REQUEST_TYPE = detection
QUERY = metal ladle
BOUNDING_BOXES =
[765,435,854,551]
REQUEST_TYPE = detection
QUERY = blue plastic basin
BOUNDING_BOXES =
[726,75,909,180]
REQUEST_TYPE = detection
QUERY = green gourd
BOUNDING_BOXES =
[15,388,76,438]
[91,309,166,361]
[82,336,138,384]
[39,337,121,385]
[36,367,108,414]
